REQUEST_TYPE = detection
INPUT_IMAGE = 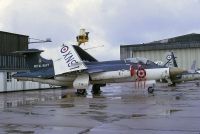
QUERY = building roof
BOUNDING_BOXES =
[0,31,28,37]
[121,33,200,51]
[12,49,44,55]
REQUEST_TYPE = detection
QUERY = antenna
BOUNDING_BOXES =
[84,45,104,50]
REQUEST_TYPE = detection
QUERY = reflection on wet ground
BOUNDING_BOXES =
[0,82,200,133]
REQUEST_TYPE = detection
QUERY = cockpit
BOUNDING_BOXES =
[124,57,158,66]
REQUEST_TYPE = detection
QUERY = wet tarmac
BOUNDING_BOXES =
[0,82,200,134]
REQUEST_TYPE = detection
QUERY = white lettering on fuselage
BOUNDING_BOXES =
[34,64,50,68]
[61,45,79,70]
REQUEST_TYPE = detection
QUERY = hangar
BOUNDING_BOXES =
[0,31,51,92]
[120,33,200,69]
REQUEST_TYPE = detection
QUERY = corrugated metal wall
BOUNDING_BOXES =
[0,31,29,70]
[121,48,200,69]
[0,31,28,54]
[0,54,27,70]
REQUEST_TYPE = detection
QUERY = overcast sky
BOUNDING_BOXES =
[1,0,200,61]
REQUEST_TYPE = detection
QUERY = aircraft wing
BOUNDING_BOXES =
[84,61,130,74]
[13,67,54,78]
[85,68,105,73]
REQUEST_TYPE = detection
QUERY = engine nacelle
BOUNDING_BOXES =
[73,74,89,89]
[91,70,131,80]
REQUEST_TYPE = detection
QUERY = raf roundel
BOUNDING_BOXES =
[61,46,69,53]
[137,68,146,79]
[166,55,172,60]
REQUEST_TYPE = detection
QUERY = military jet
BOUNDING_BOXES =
[162,52,200,85]
[13,44,185,94]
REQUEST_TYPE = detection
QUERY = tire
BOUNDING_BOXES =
[92,84,101,94]
[148,87,154,94]
[76,89,86,95]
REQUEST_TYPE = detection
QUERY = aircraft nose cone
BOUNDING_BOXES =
[169,67,186,77]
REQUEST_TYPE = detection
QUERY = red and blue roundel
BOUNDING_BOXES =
[137,65,146,79]
[61,46,69,53]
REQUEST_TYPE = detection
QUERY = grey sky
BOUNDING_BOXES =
[1,0,200,60]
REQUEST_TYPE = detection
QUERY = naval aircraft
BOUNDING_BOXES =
[161,52,200,85]
[13,44,185,94]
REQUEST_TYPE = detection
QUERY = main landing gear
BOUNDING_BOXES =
[76,84,105,95]
[92,84,101,94]
[169,82,176,87]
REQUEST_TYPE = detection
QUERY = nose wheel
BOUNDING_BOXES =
[148,86,154,94]
[76,89,87,95]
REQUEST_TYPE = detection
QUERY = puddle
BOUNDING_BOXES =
[0,89,66,109]
[80,112,88,115]
[3,124,35,134]
[169,109,182,114]
[107,96,122,100]
[60,103,74,108]
[90,115,108,122]
[89,103,106,110]
[175,95,181,100]
[131,114,146,118]
[86,110,106,115]
[61,93,76,99]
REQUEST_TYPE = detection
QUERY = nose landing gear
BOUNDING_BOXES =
[76,89,87,95]
[147,86,154,94]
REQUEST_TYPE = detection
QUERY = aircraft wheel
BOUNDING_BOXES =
[92,84,101,94]
[76,89,86,95]
[148,87,154,94]
[169,82,176,87]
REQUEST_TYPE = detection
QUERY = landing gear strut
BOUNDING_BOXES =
[169,82,176,87]
[92,84,101,94]
[148,86,154,94]
[76,89,87,95]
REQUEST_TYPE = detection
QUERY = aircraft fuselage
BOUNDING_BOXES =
[15,67,170,89]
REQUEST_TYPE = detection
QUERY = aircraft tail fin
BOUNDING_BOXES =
[12,49,51,70]
[164,51,178,67]
[73,45,98,62]
[53,44,87,75]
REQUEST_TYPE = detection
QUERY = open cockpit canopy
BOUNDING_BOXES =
[124,57,158,66]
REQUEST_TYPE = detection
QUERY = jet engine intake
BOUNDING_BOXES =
[73,74,89,89]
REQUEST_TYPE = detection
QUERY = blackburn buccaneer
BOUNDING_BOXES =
[13,44,185,94]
